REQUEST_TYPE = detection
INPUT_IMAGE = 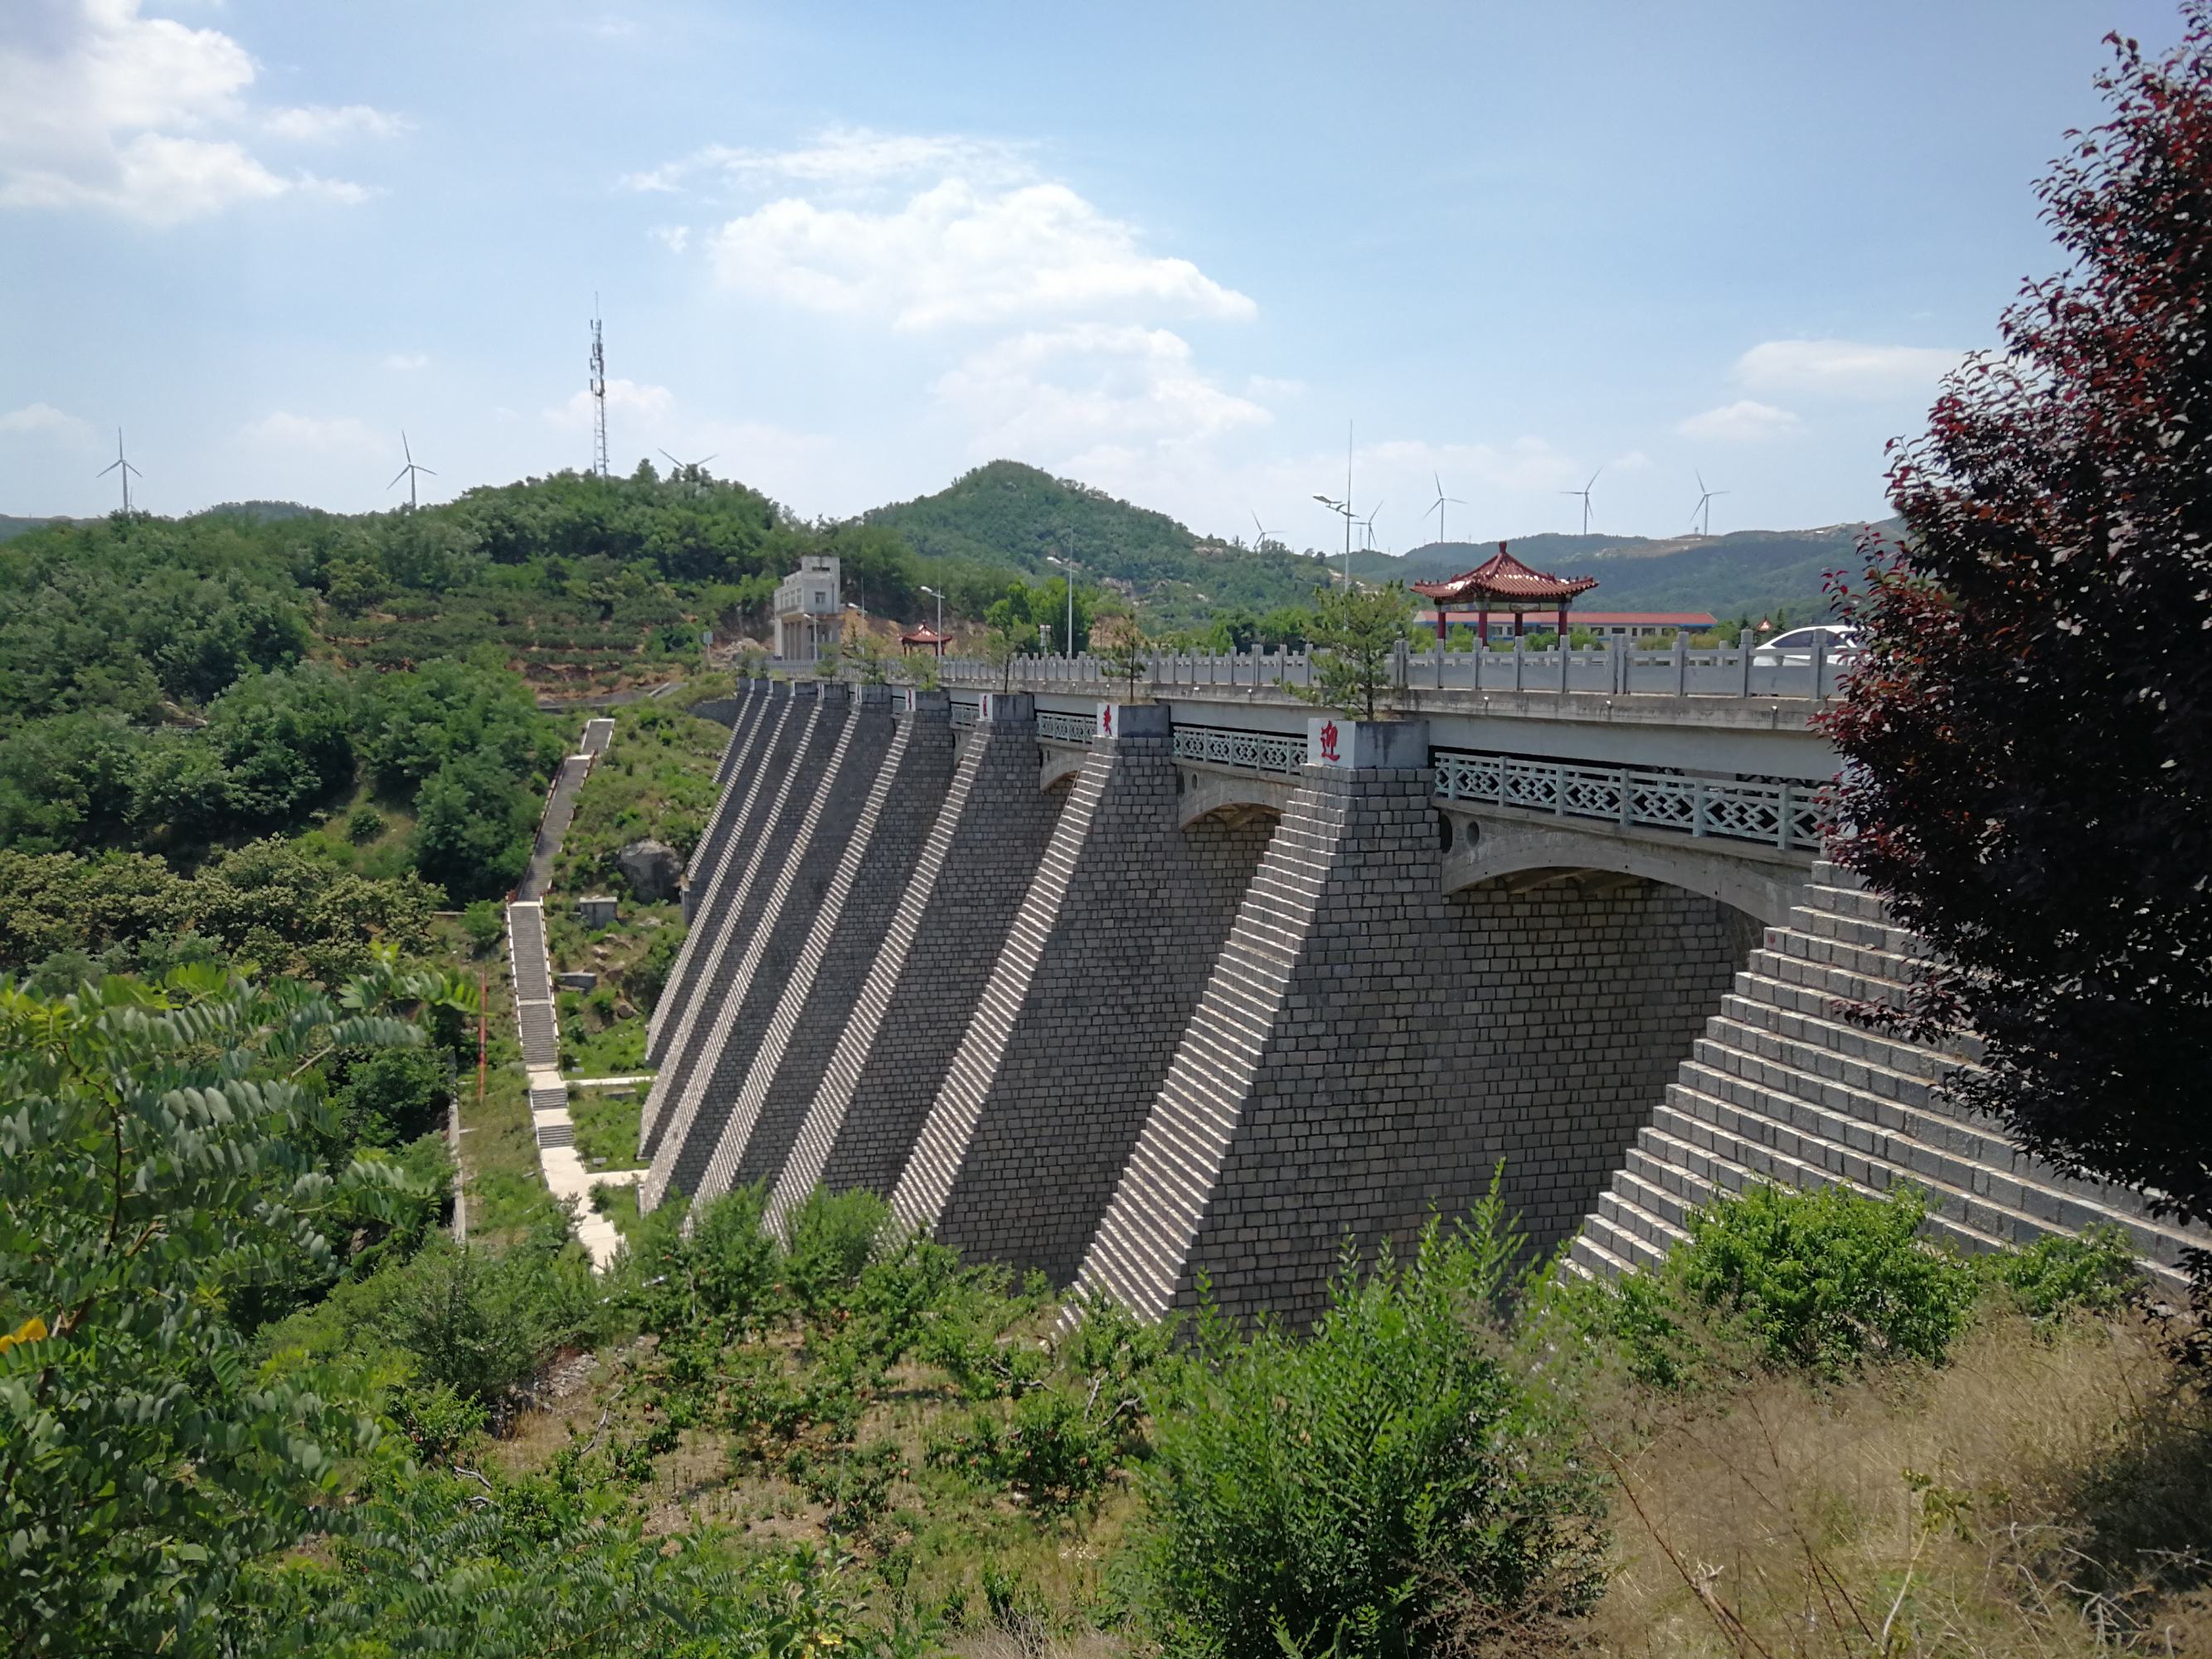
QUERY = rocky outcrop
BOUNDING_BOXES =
[616,839,683,902]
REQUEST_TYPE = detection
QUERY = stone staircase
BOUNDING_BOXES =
[892,755,1107,1235]
[1573,860,2206,1288]
[1072,782,1344,1321]
[506,900,558,1070]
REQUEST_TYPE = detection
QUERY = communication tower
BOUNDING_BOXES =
[589,298,610,478]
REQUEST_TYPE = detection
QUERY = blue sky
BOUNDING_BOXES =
[0,0,2187,547]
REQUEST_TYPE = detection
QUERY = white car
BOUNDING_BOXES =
[1753,624,1860,668]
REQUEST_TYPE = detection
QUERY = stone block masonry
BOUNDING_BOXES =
[649,683,773,1063]
[1074,732,1755,1331]
[638,685,823,1163]
[895,706,1276,1283]
[802,696,1071,1199]
[639,686,846,1200]
[1576,858,2210,1288]
[689,694,955,1209]
[648,688,897,1208]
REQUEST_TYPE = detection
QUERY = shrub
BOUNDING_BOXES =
[615,1187,780,1337]
[374,1234,596,1404]
[1137,1212,1606,1659]
[461,898,505,956]
[783,1186,891,1317]
[1981,1224,2144,1323]
[339,1046,452,1148]
[1670,1183,1981,1376]
[346,804,386,844]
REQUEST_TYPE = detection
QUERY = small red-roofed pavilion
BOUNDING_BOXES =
[1410,542,1599,644]
[899,624,950,658]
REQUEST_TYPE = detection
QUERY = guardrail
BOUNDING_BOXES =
[1035,710,1093,746]
[1433,749,1826,854]
[1171,724,1307,776]
[950,698,979,728]
[931,634,1848,701]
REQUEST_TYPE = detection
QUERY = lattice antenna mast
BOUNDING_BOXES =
[589,295,610,479]
[97,427,143,513]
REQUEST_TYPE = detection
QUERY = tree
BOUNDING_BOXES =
[0,971,422,1657]
[1095,612,1152,701]
[412,752,538,901]
[1299,583,1411,722]
[1821,13,2212,1229]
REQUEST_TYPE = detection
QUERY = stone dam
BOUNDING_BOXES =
[637,671,2204,1323]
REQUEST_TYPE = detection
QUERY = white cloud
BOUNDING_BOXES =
[1,401,98,445]
[1734,338,1962,398]
[0,0,371,224]
[626,126,1031,196]
[710,178,1253,332]
[650,223,690,254]
[241,410,382,454]
[933,324,1271,457]
[264,103,410,144]
[1677,400,1805,442]
[382,350,430,371]
[543,377,676,429]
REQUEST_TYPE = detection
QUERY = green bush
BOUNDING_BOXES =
[783,1186,891,1317]
[615,1187,780,1337]
[1670,1183,1981,1376]
[338,1046,451,1148]
[1137,1210,1606,1659]
[372,1234,597,1404]
[1981,1224,2144,1322]
[346,804,386,844]
[461,898,506,956]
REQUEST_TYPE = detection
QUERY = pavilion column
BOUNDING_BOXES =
[1435,606,1447,644]
[1514,610,1524,638]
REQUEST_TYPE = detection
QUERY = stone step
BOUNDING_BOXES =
[1798,880,1892,924]
[1719,985,1955,1081]
[1654,1073,2199,1273]
[1573,1207,1669,1277]
[1809,858,1864,892]
[1796,905,1923,958]
[535,1119,575,1148]
[1699,1019,1942,1113]
[1749,946,1918,1014]
[1764,926,1923,987]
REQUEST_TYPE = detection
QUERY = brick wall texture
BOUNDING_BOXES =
[810,709,1069,1197]
[639,686,825,1167]
[644,687,882,1210]
[897,729,1275,1283]
[1073,764,1753,1330]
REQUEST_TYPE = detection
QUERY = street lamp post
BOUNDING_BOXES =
[919,584,942,636]
[1046,552,1077,657]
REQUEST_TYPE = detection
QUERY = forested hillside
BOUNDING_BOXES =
[1356,519,1890,624]
[866,459,1335,627]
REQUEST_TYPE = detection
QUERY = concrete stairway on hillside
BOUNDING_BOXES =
[1573,859,2207,1289]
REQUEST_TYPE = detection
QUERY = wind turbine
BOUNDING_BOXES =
[1359,499,1385,552]
[1689,469,1729,537]
[388,431,435,510]
[1560,466,1602,536]
[96,428,142,513]
[659,448,717,494]
[1250,509,1278,552]
[1423,472,1466,547]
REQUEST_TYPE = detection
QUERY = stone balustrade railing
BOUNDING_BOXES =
[1432,749,1827,854]
[927,632,1849,701]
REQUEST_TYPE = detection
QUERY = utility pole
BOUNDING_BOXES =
[589,297,610,479]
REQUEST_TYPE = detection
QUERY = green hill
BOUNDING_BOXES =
[1350,521,1897,625]
[864,460,1334,629]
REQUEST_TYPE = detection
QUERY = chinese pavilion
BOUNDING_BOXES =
[898,624,950,658]
[1409,542,1598,644]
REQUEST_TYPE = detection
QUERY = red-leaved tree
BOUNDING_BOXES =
[1823,10,2212,1228]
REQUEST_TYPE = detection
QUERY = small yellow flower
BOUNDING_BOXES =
[0,1316,49,1355]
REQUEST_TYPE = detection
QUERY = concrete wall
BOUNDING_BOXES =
[894,708,1276,1284]
[1074,755,1753,1329]
[647,684,766,1062]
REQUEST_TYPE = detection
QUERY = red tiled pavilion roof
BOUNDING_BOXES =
[898,625,950,646]
[1411,542,1598,605]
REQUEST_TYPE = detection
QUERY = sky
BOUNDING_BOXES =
[0,0,2190,550]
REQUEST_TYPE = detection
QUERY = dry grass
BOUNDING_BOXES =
[1578,1311,2212,1657]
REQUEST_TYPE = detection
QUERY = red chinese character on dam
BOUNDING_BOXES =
[1101,705,1113,737]
[1319,720,1340,763]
